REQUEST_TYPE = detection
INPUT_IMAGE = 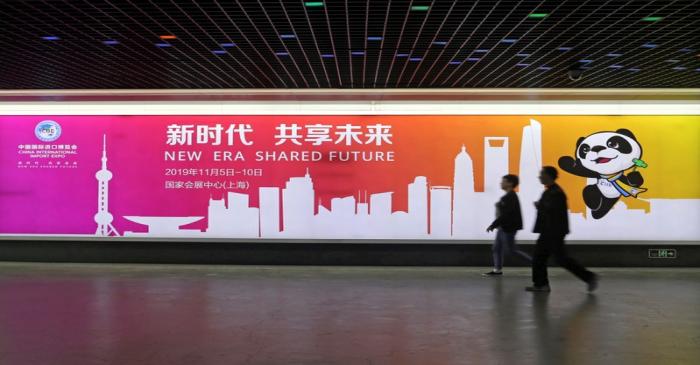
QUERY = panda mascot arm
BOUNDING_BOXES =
[558,137,599,178]
[620,170,644,187]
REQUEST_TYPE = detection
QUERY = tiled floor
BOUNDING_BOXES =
[0,263,698,365]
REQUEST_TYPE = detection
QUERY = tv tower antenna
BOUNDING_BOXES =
[95,134,119,236]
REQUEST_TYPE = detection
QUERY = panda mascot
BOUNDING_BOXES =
[558,129,648,219]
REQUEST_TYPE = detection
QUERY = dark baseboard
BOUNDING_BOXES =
[0,240,698,267]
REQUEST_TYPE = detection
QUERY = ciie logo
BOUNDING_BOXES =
[35,120,62,142]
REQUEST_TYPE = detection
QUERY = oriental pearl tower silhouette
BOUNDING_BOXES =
[95,134,119,236]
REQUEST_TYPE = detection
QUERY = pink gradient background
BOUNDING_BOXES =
[9,114,687,236]
[0,115,440,235]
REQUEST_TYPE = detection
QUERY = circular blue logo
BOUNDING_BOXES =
[35,120,61,142]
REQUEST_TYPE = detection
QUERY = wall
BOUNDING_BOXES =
[1,97,699,265]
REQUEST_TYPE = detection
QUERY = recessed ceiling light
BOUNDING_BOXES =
[351,51,365,56]
[212,50,227,55]
[627,68,641,72]
[528,13,549,19]
[609,65,623,69]
[411,5,429,11]
[304,2,324,7]
[321,54,335,58]
[367,36,382,41]
[538,66,552,70]
[155,43,171,48]
[516,63,530,67]
[42,36,60,41]
[516,53,530,57]
[449,61,462,65]
[641,16,663,22]
[275,52,289,56]
[432,41,447,46]
[396,53,409,57]
[557,47,573,51]
[672,66,687,70]
[159,35,176,40]
[409,57,422,61]
[578,59,594,63]
[103,40,119,45]
[606,53,623,57]
[220,43,236,48]
[501,39,518,44]
[666,59,680,63]
[474,49,489,53]
[641,43,658,48]
[465,57,481,62]
[280,34,296,39]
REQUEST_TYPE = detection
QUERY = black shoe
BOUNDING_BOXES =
[525,285,551,292]
[587,274,599,292]
[482,271,503,276]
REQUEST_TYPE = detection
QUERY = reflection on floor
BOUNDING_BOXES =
[0,263,698,365]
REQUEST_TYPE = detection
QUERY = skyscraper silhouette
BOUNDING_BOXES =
[518,119,543,233]
[259,187,280,237]
[452,145,476,237]
[407,176,428,236]
[484,137,509,195]
[282,169,315,236]
[430,186,452,237]
[94,135,119,236]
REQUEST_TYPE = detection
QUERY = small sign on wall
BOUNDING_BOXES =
[648,248,677,259]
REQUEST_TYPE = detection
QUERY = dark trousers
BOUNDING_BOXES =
[532,233,594,286]
[493,229,532,271]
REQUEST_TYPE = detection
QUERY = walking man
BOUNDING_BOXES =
[484,174,532,276]
[526,166,598,292]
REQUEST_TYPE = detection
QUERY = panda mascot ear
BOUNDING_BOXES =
[616,129,637,140]
[576,137,585,146]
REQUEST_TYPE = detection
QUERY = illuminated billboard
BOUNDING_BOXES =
[1,115,698,242]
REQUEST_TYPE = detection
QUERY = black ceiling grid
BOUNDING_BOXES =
[0,5,136,88]
[517,0,699,88]
[413,2,480,87]
[404,1,460,86]
[456,0,571,88]
[0,0,698,89]
[375,0,412,88]
[558,6,700,89]
[163,1,263,87]
[443,0,536,88]
[2,0,182,89]
[486,0,634,88]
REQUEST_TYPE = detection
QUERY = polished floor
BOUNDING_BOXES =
[0,263,698,365]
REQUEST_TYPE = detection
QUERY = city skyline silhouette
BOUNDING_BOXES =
[118,119,700,241]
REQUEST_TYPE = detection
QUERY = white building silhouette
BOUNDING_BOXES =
[484,137,509,195]
[113,118,700,241]
[407,176,428,236]
[206,192,259,237]
[282,169,314,236]
[452,145,476,237]
[518,119,543,239]
[123,216,203,236]
[259,187,280,237]
[94,134,119,236]
[430,186,452,238]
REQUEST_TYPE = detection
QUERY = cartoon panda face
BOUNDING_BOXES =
[577,131,642,175]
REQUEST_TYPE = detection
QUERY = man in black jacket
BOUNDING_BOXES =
[484,174,532,276]
[526,166,598,292]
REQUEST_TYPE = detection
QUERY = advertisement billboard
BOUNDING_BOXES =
[1,115,699,241]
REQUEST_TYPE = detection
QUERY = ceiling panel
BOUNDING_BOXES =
[0,0,698,89]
